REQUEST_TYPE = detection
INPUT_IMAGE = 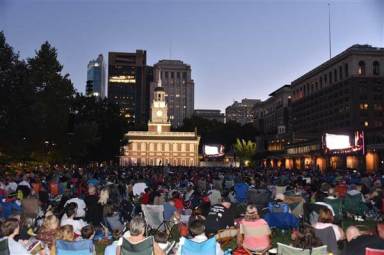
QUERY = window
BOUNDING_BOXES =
[358,61,366,76]
[345,63,349,77]
[165,72,169,78]
[319,76,323,87]
[339,66,343,80]
[182,72,187,79]
[334,69,337,82]
[324,74,327,84]
[329,72,332,84]
[373,61,380,75]
[171,72,174,79]
[177,72,180,79]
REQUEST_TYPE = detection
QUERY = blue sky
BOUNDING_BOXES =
[1,0,383,111]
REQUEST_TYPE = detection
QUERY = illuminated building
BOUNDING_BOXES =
[225,99,261,125]
[86,54,106,98]
[120,75,200,166]
[149,60,194,127]
[108,50,153,125]
[264,44,384,172]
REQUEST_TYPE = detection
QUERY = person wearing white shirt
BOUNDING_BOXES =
[61,202,87,236]
[64,197,86,218]
[1,218,31,255]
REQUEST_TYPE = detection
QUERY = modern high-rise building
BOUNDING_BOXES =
[86,54,106,98]
[149,60,194,127]
[108,50,152,125]
[225,99,261,125]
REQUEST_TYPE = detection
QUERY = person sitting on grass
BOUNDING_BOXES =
[237,204,271,253]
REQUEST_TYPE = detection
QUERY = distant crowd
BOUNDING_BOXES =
[0,165,384,254]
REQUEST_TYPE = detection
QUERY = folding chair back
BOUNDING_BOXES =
[121,237,154,255]
[263,212,299,229]
[313,227,338,255]
[343,193,367,216]
[366,248,384,255]
[0,238,10,255]
[141,204,165,231]
[277,242,328,255]
[181,236,217,255]
[56,239,94,255]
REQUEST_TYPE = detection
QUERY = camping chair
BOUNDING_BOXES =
[180,236,217,255]
[343,193,367,217]
[366,248,384,255]
[277,242,328,255]
[0,238,10,255]
[56,239,94,255]
[121,236,154,255]
[141,204,170,234]
[263,212,299,230]
[324,197,343,223]
[313,227,339,255]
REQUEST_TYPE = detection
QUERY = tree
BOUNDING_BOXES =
[27,41,75,162]
[233,138,257,167]
[0,31,32,161]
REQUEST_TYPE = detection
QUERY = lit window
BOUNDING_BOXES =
[364,121,369,127]
[358,61,366,76]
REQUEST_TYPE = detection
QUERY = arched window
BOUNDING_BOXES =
[373,61,380,75]
[358,61,366,76]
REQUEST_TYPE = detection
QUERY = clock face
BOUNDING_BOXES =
[156,110,163,117]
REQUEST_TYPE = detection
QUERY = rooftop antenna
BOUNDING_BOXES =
[328,2,332,59]
[169,39,172,60]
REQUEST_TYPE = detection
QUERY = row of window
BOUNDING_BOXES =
[161,71,188,79]
[293,60,381,99]
[129,142,195,152]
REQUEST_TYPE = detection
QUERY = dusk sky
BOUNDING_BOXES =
[1,0,383,111]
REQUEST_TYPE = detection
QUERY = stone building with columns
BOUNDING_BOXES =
[120,79,200,166]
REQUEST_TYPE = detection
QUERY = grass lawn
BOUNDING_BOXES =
[94,219,378,255]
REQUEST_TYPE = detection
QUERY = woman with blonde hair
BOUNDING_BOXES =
[237,204,271,253]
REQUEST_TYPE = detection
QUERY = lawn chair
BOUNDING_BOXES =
[263,212,299,229]
[120,236,154,255]
[343,193,367,217]
[180,236,217,255]
[366,248,384,255]
[56,239,94,255]
[324,197,343,223]
[277,242,328,255]
[313,227,339,255]
[141,204,170,234]
[0,238,10,255]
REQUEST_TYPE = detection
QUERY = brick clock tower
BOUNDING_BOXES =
[148,78,171,133]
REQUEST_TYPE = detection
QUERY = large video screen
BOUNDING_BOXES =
[203,144,225,157]
[324,131,364,154]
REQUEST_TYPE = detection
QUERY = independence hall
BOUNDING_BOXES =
[257,44,384,172]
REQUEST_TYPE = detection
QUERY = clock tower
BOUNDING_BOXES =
[148,76,171,133]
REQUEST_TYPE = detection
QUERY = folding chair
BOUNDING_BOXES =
[0,238,10,255]
[121,236,154,255]
[313,227,338,255]
[263,212,299,229]
[181,236,217,255]
[56,239,94,255]
[141,204,171,234]
[277,242,328,255]
[366,248,384,255]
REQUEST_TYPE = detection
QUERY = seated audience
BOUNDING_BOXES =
[343,226,384,255]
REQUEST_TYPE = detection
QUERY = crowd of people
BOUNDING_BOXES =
[0,165,383,254]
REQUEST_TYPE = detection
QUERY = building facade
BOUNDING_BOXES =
[193,109,225,123]
[86,54,106,98]
[120,82,200,166]
[225,99,261,125]
[108,50,152,125]
[254,85,292,154]
[264,45,384,172]
[149,60,194,127]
